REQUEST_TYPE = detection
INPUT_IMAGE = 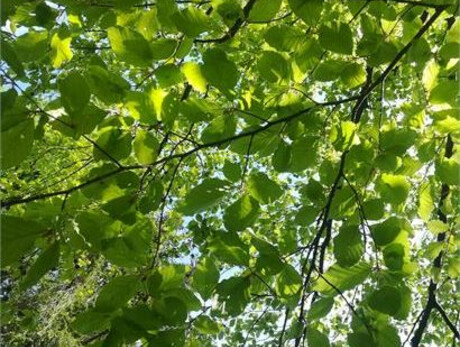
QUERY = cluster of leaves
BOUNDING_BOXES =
[1,0,459,346]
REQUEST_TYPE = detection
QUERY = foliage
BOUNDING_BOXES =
[1,0,459,346]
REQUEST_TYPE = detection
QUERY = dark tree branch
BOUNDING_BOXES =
[278,308,290,347]
[411,135,455,346]
[379,0,454,8]
[150,157,184,268]
[194,0,257,44]
[434,301,460,340]
[240,134,254,188]
[1,97,356,209]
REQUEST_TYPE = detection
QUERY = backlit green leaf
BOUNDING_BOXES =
[312,263,371,296]
[224,195,260,231]
[108,26,153,66]
[180,179,231,215]
[319,22,353,55]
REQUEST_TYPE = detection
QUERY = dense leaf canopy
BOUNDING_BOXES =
[1,0,459,346]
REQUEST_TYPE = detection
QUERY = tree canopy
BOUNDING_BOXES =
[1,0,459,346]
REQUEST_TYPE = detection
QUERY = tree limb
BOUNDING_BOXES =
[434,301,460,340]
[411,135,455,346]
[195,0,257,44]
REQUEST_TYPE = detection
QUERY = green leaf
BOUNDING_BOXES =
[50,30,73,68]
[222,161,242,182]
[427,220,449,234]
[348,332,375,347]
[247,172,283,204]
[371,217,406,247]
[367,40,398,67]
[333,225,363,267]
[224,195,260,231]
[289,137,318,171]
[76,210,120,248]
[180,178,231,215]
[312,262,371,296]
[447,258,460,278]
[232,124,281,157]
[155,64,184,88]
[313,60,347,82]
[208,231,250,266]
[95,276,139,312]
[394,285,412,320]
[72,310,111,335]
[436,158,460,185]
[295,205,318,225]
[264,25,304,52]
[295,38,323,71]
[380,128,416,156]
[145,328,185,346]
[34,2,56,27]
[341,63,366,88]
[194,316,220,335]
[276,264,302,299]
[102,193,138,225]
[133,129,159,165]
[368,286,401,316]
[424,242,443,260]
[139,180,164,213]
[215,1,242,26]
[20,242,60,290]
[308,297,334,320]
[192,257,220,299]
[319,22,353,55]
[108,26,153,66]
[14,30,48,62]
[216,276,251,316]
[118,305,160,333]
[252,237,279,256]
[248,0,282,22]
[1,216,47,267]
[362,199,385,221]
[1,117,34,169]
[306,328,330,347]
[331,121,357,151]
[422,60,439,92]
[286,321,304,340]
[257,51,291,83]
[182,62,207,93]
[202,48,238,97]
[101,217,152,267]
[376,324,401,347]
[429,80,459,106]
[288,0,323,25]
[156,0,178,30]
[377,174,410,205]
[150,38,177,60]
[201,115,236,143]
[59,72,90,114]
[383,243,405,270]
[148,265,187,296]
[0,39,25,77]
[172,7,209,38]
[329,186,356,220]
[86,65,130,104]
[93,126,132,161]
